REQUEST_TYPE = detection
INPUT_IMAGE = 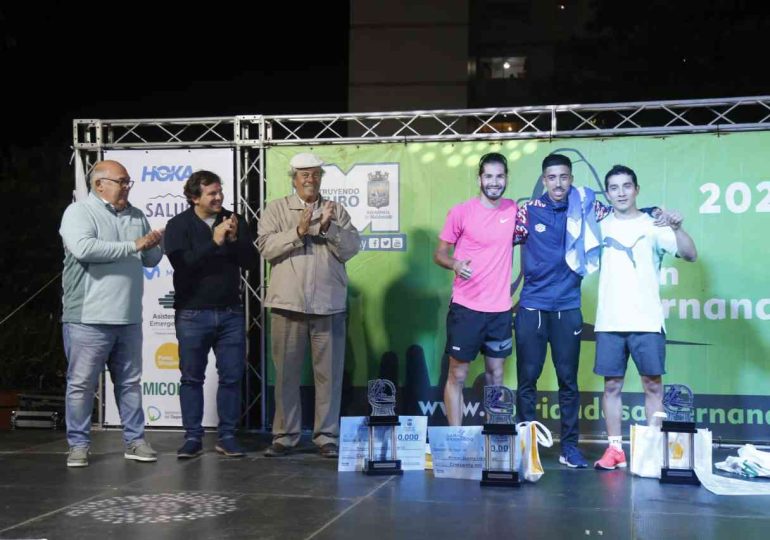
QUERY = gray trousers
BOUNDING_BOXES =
[270,309,346,447]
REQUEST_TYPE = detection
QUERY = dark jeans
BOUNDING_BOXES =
[176,306,245,441]
[515,307,582,447]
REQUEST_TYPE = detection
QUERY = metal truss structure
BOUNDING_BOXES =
[73,95,770,428]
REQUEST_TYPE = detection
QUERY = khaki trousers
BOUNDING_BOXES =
[270,309,346,447]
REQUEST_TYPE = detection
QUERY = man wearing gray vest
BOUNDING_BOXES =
[59,160,163,467]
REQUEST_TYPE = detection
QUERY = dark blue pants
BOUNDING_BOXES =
[175,306,245,441]
[514,308,582,447]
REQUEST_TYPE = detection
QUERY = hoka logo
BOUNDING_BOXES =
[417,401,481,417]
[141,165,193,182]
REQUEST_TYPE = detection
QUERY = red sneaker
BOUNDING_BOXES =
[594,446,627,470]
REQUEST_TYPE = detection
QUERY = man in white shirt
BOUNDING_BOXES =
[592,165,697,470]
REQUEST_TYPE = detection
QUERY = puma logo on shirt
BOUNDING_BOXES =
[603,235,645,268]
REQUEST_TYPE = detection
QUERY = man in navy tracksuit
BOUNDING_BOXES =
[513,154,600,468]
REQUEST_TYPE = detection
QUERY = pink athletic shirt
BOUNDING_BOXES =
[439,197,519,312]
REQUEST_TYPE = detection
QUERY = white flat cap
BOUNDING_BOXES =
[290,152,324,169]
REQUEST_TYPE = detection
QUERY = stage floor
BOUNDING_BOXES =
[0,430,767,539]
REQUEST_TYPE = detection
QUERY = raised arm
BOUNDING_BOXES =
[593,191,661,223]
[663,211,697,262]
[139,215,163,267]
[321,203,360,263]
[513,203,530,245]
[164,218,219,273]
[256,201,306,263]
[60,204,137,263]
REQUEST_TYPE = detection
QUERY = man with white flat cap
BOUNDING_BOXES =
[257,152,360,458]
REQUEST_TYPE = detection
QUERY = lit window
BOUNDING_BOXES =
[478,56,527,80]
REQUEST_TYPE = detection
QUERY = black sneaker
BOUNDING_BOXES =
[177,439,203,459]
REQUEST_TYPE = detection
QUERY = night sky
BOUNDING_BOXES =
[1,3,350,148]
[0,3,350,313]
[3,2,769,149]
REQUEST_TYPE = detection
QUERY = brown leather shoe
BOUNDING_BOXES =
[319,443,339,458]
[264,442,290,457]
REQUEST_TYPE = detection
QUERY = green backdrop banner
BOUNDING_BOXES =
[264,132,770,441]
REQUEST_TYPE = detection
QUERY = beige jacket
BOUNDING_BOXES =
[257,194,360,315]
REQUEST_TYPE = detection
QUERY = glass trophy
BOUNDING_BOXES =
[660,383,700,485]
[481,385,519,487]
[363,379,403,476]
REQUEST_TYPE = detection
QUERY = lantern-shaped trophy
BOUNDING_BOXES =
[660,383,700,485]
[363,379,403,476]
[481,385,519,487]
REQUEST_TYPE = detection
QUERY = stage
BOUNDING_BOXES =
[0,430,767,539]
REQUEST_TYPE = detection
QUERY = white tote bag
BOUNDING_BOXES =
[629,424,664,478]
[694,428,713,476]
[515,421,553,482]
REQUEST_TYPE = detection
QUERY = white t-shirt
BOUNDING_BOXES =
[594,213,678,333]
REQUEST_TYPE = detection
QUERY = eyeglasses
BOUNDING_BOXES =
[98,177,134,188]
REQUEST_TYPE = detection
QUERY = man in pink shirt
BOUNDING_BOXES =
[434,153,519,425]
